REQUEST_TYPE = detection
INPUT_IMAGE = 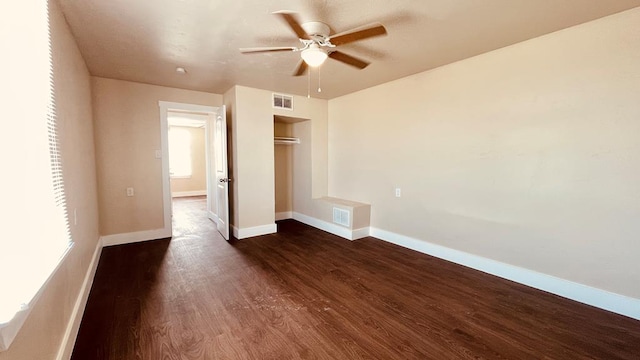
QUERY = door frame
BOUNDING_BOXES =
[159,101,219,237]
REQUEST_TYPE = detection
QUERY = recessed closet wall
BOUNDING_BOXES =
[274,116,308,220]
[274,121,293,218]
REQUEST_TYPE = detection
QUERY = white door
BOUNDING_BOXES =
[205,113,216,222]
[214,106,230,240]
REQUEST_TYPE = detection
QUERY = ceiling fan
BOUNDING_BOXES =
[240,11,387,76]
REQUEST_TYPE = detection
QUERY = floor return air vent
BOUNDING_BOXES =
[333,207,350,227]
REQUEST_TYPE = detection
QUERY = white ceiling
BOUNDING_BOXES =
[58,0,640,100]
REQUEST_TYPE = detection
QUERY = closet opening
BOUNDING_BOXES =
[274,115,308,221]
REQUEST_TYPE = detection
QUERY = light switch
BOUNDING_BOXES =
[155,150,162,159]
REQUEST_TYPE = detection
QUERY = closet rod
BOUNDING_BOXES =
[274,136,300,145]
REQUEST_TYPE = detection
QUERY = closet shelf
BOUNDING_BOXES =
[274,136,300,145]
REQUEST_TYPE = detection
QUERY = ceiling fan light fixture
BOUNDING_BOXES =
[301,46,327,67]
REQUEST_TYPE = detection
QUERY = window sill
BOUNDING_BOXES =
[0,307,30,351]
[0,243,73,352]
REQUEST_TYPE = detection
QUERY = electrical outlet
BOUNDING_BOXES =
[126,187,134,197]
[395,188,401,197]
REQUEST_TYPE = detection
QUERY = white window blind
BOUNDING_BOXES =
[0,0,72,346]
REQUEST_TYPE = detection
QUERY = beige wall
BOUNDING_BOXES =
[282,96,329,201]
[289,99,330,220]
[0,0,100,359]
[92,77,222,235]
[274,122,293,214]
[328,8,640,299]
[225,85,328,231]
[233,86,276,228]
[292,121,313,215]
[169,125,206,194]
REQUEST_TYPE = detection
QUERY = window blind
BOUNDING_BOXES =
[0,0,72,333]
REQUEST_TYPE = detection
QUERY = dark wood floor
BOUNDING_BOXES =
[72,197,640,359]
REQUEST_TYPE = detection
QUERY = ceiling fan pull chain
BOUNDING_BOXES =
[307,68,311,98]
[318,66,322,93]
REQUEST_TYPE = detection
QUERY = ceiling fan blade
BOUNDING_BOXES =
[329,23,387,46]
[328,51,370,69]
[293,60,308,76]
[273,11,310,40]
[240,46,297,54]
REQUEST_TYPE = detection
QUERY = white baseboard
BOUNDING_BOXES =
[275,211,293,221]
[369,227,640,321]
[293,212,369,241]
[232,223,277,239]
[351,227,370,240]
[56,238,103,360]
[101,228,171,247]
[171,190,206,198]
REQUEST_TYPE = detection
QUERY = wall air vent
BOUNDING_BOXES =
[273,93,293,110]
[333,207,350,227]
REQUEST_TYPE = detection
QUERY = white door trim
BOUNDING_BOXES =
[159,101,219,238]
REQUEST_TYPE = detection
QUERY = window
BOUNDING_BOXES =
[1,0,72,350]
[169,127,192,178]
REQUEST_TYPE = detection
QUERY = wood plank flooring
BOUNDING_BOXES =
[71,196,640,359]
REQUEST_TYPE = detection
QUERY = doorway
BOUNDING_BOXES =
[159,101,229,240]
[167,111,208,235]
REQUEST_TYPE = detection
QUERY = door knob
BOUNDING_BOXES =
[219,178,231,183]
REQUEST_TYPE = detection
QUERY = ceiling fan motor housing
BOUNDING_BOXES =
[301,22,331,39]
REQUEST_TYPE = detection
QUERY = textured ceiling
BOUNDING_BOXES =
[58,0,640,99]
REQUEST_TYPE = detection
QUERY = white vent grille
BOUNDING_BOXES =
[273,93,293,110]
[333,208,350,227]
